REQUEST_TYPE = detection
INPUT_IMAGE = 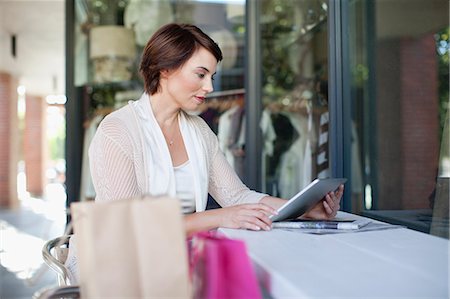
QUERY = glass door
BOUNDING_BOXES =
[258,0,330,198]
[345,0,449,237]
[69,0,247,208]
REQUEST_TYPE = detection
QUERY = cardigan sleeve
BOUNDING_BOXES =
[195,118,268,207]
[88,114,141,202]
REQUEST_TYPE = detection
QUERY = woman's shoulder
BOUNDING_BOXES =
[91,104,139,155]
[182,111,220,158]
[103,103,133,120]
[98,104,135,129]
[94,104,142,146]
[183,112,215,136]
[183,112,206,125]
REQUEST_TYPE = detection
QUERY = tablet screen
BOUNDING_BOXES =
[270,178,347,222]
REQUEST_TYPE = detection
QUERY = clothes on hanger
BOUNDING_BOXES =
[218,104,240,168]
[316,110,330,178]
[278,103,316,199]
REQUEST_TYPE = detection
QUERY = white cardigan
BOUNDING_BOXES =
[88,93,267,210]
[66,94,267,284]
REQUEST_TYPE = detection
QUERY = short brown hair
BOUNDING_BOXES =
[139,23,223,95]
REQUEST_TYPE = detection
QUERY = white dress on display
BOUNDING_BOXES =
[217,105,239,168]
[278,108,316,199]
[260,108,277,191]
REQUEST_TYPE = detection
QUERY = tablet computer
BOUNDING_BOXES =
[270,178,347,222]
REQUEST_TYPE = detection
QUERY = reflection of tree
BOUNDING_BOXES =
[260,0,328,103]
[261,0,298,102]
[435,27,449,143]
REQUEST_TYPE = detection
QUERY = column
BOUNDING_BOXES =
[0,72,19,207]
[24,94,46,197]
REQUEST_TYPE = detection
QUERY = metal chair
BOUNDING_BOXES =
[33,286,80,299]
[41,235,73,286]
[35,235,80,299]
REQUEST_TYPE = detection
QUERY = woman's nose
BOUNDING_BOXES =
[203,79,214,93]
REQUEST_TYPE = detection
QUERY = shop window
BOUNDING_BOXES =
[72,0,246,203]
[258,0,331,197]
[346,0,449,238]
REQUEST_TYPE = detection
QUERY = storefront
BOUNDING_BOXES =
[65,0,449,237]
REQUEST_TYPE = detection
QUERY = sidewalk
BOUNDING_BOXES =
[0,177,67,299]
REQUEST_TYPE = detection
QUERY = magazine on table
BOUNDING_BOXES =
[272,218,404,234]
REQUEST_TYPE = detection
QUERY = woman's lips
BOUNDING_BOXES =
[195,96,205,104]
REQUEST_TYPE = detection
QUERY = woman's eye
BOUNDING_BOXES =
[197,73,205,79]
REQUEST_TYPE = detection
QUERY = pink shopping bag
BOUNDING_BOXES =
[190,231,262,299]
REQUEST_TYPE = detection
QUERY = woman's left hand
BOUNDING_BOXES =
[301,184,344,220]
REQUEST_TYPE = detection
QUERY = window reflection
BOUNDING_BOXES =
[74,0,246,205]
[259,0,330,197]
[348,0,449,238]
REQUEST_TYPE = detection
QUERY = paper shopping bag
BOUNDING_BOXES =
[190,231,262,299]
[71,196,191,298]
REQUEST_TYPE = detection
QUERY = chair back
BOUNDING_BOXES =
[42,235,72,286]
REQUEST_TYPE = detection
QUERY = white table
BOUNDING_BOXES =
[219,212,449,298]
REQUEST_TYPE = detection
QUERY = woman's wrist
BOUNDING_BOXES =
[184,209,223,237]
[259,195,287,210]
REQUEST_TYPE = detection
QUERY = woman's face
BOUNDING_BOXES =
[163,47,218,111]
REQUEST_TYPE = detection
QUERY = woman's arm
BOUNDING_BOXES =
[89,123,141,202]
[259,184,345,220]
[184,183,343,237]
[184,203,278,237]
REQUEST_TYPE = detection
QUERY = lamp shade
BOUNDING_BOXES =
[90,26,135,59]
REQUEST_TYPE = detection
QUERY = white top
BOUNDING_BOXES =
[88,93,267,209]
[174,160,195,214]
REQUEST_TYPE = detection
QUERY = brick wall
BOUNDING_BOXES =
[0,72,19,208]
[24,94,46,197]
[376,34,439,210]
[399,34,439,209]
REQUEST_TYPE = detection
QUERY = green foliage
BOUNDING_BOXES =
[436,27,450,142]
[260,0,298,101]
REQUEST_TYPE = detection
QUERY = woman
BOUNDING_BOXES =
[65,23,343,283]
[88,23,343,234]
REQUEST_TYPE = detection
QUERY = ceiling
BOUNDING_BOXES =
[0,0,65,96]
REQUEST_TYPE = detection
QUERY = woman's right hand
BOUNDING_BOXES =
[219,203,278,231]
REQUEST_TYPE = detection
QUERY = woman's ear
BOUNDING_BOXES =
[160,69,170,79]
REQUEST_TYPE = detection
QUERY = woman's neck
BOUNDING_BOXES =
[150,92,180,128]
